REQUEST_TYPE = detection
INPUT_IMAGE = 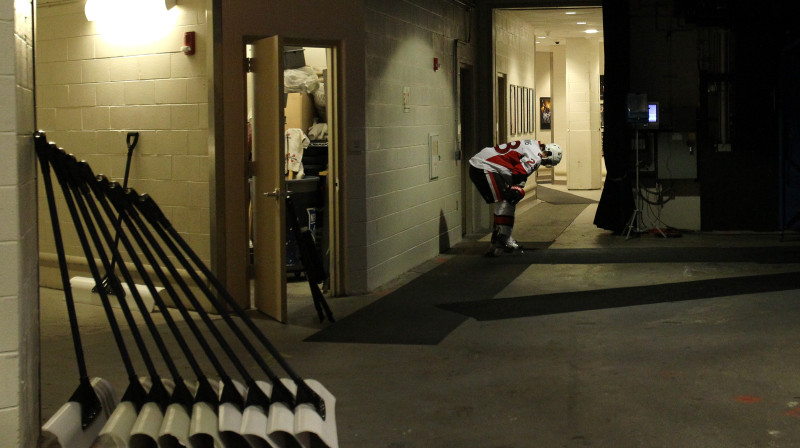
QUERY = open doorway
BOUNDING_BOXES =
[246,42,339,323]
[494,6,605,189]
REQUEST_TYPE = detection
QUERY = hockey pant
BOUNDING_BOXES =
[468,166,517,241]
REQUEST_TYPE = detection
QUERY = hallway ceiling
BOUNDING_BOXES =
[513,7,604,51]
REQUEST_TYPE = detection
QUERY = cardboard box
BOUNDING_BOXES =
[285,92,316,132]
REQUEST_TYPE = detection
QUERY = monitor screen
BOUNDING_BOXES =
[645,102,659,129]
[648,103,658,123]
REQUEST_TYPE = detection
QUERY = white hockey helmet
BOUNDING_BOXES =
[543,143,562,166]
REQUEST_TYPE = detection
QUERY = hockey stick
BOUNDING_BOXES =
[92,132,139,300]
[286,194,335,323]
[131,193,338,447]
[34,133,104,433]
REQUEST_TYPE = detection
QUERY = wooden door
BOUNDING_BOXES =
[251,35,287,322]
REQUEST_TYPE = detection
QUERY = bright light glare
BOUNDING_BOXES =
[85,0,179,45]
[83,0,105,21]
[585,29,599,34]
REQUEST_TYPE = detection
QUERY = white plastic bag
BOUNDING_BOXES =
[284,67,319,94]
[307,123,328,141]
[312,82,327,120]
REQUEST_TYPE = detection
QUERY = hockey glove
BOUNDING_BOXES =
[503,185,526,205]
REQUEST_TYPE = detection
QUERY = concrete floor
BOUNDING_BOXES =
[40,185,800,447]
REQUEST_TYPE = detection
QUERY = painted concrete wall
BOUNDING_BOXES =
[35,0,211,287]
[0,0,38,446]
[565,36,602,190]
[551,45,567,178]
[363,0,473,290]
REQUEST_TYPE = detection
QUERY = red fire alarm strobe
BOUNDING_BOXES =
[433,57,440,71]
[182,31,196,55]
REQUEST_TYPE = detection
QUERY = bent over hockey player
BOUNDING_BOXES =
[469,140,562,255]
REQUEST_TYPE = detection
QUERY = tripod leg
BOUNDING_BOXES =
[624,210,636,239]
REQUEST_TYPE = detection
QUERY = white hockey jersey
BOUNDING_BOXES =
[468,140,544,179]
[285,128,309,176]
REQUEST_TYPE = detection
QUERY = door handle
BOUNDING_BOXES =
[263,188,286,199]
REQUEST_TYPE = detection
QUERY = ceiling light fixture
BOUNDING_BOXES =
[565,11,576,15]
[585,29,599,34]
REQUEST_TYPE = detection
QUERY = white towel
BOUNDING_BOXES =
[286,128,310,177]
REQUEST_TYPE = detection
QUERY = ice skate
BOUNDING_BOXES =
[490,234,524,256]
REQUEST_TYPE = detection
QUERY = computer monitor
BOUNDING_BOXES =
[645,101,659,129]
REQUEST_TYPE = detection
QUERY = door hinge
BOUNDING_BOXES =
[246,57,254,73]
[247,160,255,178]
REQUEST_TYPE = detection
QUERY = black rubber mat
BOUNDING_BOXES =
[482,246,800,265]
[305,255,528,345]
[307,245,800,345]
[536,185,598,204]
[437,271,800,321]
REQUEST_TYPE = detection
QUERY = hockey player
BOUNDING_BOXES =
[468,139,563,255]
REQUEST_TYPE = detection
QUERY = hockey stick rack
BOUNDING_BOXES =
[36,132,338,448]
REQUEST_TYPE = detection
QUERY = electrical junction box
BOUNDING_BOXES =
[429,133,440,180]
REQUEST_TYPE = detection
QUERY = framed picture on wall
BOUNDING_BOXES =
[517,86,523,135]
[517,86,522,134]
[520,87,525,133]
[540,97,552,130]
[523,88,529,133]
[527,88,533,133]
[520,87,526,134]
[524,89,530,132]
[509,85,516,135]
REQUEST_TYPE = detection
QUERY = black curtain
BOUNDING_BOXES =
[780,38,800,232]
[593,0,634,233]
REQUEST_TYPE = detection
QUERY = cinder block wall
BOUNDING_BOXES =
[495,9,537,141]
[0,0,39,446]
[35,0,210,287]
[363,0,473,290]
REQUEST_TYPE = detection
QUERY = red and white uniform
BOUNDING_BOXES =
[469,140,543,181]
